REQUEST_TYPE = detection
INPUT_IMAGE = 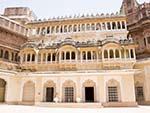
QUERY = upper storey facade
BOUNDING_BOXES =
[26,14,128,44]
[0,7,137,72]
[18,14,137,72]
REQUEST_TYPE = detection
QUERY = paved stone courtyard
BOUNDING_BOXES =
[0,105,150,113]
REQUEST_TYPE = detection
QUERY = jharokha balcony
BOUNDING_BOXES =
[19,38,137,71]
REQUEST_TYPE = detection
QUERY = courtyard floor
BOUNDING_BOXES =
[0,105,150,113]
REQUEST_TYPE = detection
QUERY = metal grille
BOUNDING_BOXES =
[108,87,118,102]
[64,87,74,102]
[136,87,144,102]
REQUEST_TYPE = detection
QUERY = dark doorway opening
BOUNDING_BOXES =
[85,87,94,102]
[46,87,54,102]
[0,79,6,102]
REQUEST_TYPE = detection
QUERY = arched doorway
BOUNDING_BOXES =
[62,80,76,102]
[0,78,6,102]
[44,80,56,102]
[22,81,35,102]
[83,80,96,102]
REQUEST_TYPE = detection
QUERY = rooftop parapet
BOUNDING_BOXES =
[0,15,29,37]
[29,12,126,23]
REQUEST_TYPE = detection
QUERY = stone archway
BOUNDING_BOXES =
[43,80,56,102]
[22,81,35,102]
[106,79,121,102]
[0,78,6,102]
[135,81,145,103]
[83,79,96,102]
[62,80,76,102]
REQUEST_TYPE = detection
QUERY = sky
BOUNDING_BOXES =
[0,0,149,19]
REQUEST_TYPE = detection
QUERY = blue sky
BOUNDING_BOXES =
[0,0,148,19]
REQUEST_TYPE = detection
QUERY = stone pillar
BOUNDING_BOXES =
[25,54,27,63]
[129,49,131,59]
[119,50,122,59]
[59,52,61,63]
[133,49,136,60]
[35,51,38,64]
[76,77,81,102]
[64,51,66,61]
[75,51,78,61]
[80,51,82,63]
[105,22,107,30]
[114,49,116,60]
[45,53,48,64]
[35,77,43,103]
[116,21,118,29]
[50,53,52,63]
[86,51,87,62]
[91,51,93,61]
[108,50,110,60]
[99,76,105,103]
[70,51,71,62]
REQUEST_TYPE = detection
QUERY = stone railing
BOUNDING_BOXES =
[0,15,29,37]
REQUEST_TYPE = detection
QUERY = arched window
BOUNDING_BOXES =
[126,49,130,58]
[66,52,70,60]
[112,22,117,29]
[41,27,45,35]
[78,25,81,32]
[122,21,125,29]
[68,25,72,32]
[43,53,46,62]
[51,26,55,33]
[56,26,59,33]
[23,54,26,62]
[38,53,41,62]
[15,53,18,62]
[115,50,120,58]
[64,25,67,33]
[73,25,77,32]
[86,24,90,31]
[47,27,50,34]
[104,50,108,58]
[117,22,121,29]
[110,50,114,58]
[96,23,101,30]
[0,49,3,58]
[60,26,63,33]
[61,52,64,60]
[32,54,35,61]
[91,23,95,30]
[144,38,147,46]
[130,49,134,58]
[82,51,86,60]
[107,22,111,30]
[11,52,14,61]
[93,51,97,60]
[87,51,91,60]
[71,52,75,60]
[102,23,106,30]
[47,53,51,61]
[107,80,120,102]
[36,28,40,34]
[81,24,85,31]
[4,51,9,60]
[52,53,56,61]
[27,54,30,62]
